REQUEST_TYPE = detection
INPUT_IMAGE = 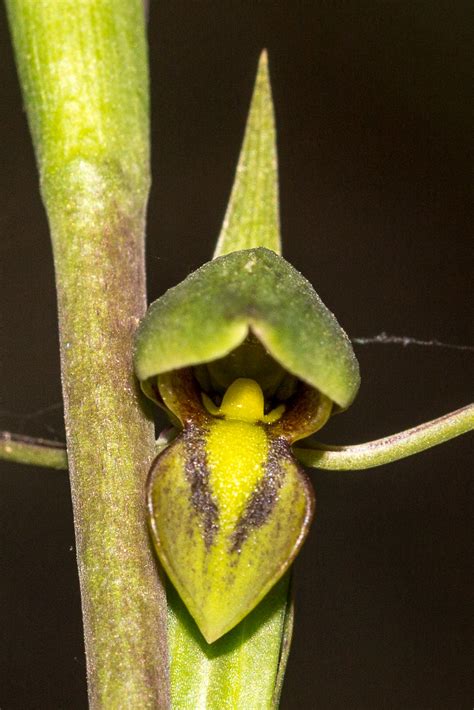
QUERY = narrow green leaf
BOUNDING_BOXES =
[0,432,67,470]
[213,51,281,258]
[295,403,474,470]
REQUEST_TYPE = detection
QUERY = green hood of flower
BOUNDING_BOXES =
[134,247,360,410]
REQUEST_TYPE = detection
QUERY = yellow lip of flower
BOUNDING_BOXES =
[147,369,332,643]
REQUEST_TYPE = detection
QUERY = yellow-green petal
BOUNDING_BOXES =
[147,424,314,643]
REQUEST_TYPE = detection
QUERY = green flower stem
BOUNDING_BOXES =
[0,432,67,470]
[6,2,169,707]
[213,51,281,258]
[295,403,474,470]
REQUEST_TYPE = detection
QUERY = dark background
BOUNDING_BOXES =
[1,2,472,708]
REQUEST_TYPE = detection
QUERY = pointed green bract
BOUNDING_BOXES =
[135,247,360,409]
[213,51,281,257]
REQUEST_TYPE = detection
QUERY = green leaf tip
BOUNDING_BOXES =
[134,247,360,411]
[213,50,281,258]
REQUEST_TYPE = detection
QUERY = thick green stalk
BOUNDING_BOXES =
[6,2,169,707]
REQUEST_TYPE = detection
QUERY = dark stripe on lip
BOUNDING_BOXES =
[229,436,290,554]
[184,422,219,548]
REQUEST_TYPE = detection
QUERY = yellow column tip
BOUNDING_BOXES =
[220,378,265,422]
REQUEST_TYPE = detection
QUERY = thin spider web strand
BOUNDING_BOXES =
[352,332,474,352]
